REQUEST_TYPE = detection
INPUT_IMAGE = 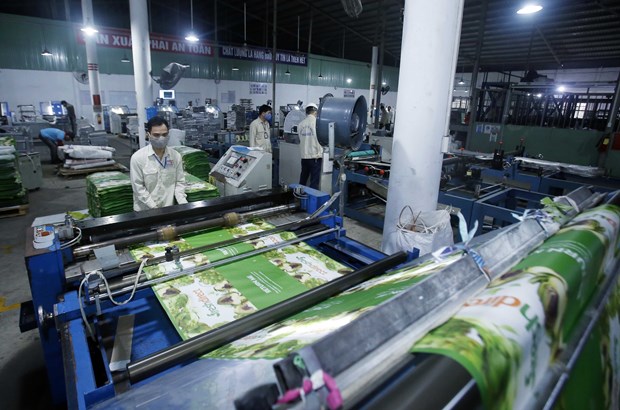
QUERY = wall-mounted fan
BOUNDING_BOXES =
[73,71,89,84]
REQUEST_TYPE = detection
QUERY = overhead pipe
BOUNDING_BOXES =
[272,0,277,128]
[369,46,378,122]
[465,0,489,150]
[373,2,386,129]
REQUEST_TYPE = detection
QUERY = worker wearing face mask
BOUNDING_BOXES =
[249,104,272,153]
[130,116,187,211]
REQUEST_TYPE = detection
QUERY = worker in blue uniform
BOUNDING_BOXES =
[39,128,73,164]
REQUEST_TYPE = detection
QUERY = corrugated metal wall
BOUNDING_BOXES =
[0,13,399,91]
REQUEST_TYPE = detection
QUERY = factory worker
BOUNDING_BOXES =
[298,103,323,190]
[249,104,272,153]
[61,100,77,135]
[38,128,73,164]
[130,116,187,211]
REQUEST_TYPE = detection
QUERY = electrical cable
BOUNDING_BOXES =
[78,257,148,341]
[60,226,82,249]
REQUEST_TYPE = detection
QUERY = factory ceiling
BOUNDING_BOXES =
[1,0,620,72]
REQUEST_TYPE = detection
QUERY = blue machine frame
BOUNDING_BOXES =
[26,189,388,408]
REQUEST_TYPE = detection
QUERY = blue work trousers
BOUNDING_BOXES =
[299,158,322,190]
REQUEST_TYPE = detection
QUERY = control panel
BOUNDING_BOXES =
[213,151,257,183]
[210,146,272,196]
[33,225,56,249]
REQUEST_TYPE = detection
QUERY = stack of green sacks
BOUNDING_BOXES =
[86,171,134,217]
[172,146,211,181]
[184,172,219,202]
[0,136,27,206]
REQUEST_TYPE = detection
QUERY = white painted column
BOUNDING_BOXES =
[130,0,153,148]
[81,0,103,130]
[369,45,378,122]
[382,0,464,254]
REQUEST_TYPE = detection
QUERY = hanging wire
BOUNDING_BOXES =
[190,0,194,30]
[244,2,247,46]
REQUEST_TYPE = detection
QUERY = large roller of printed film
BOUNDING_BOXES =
[316,95,367,150]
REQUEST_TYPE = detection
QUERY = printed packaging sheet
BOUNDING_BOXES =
[129,220,353,339]
[411,204,620,410]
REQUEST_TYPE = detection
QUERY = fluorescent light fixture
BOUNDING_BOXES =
[41,48,52,56]
[536,93,542,98]
[232,66,240,71]
[346,78,352,84]
[81,26,98,36]
[185,33,199,42]
[557,85,565,92]
[517,4,543,14]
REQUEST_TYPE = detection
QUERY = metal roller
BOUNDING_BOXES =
[316,95,368,150]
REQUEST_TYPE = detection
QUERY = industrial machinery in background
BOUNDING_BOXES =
[279,95,368,195]
[280,101,306,142]
[210,145,273,196]
[102,105,135,135]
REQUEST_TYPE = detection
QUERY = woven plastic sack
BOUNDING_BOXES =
[396,206,453,256]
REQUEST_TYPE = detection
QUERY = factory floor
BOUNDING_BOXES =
[0,136,383,410]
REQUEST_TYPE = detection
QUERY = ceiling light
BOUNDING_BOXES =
[285,66,291,75]
[121,54,131,63]
[458,78,465,85]
[346,78,352,84]
[318,73,323,78]
[517,4,543,14]
[41,48,52,56]
[232,66,240,71]
[382,82,386,86]
[557,85,565,92]
[185,33,199,42]
[536,93,542,98]
[81,26,98,36]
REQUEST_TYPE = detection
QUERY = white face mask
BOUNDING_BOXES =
[149,135,169,149]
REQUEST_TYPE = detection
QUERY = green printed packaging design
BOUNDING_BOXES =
[412,204,620,410]
[206,253,464,360]
[130,220,353,341]
[557,281,620,410]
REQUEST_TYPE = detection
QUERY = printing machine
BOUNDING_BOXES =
[22,184,620,409]
[24,188,395,408]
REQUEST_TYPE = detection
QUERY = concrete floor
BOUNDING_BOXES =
[0,135,383,409]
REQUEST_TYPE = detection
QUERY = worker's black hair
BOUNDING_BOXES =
[258,105,272,115]
[65,131,74,141]
[146,116,170,131]
[306,105,317,115]
[61,100,67,105]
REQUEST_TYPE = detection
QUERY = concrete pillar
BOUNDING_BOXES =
[129,0,153,148]
[81,0,103,130]
[382,0,465,254]
[369,46,378,122]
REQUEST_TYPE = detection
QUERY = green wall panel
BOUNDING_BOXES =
[468,124,603,166]
[0,13,399,91]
